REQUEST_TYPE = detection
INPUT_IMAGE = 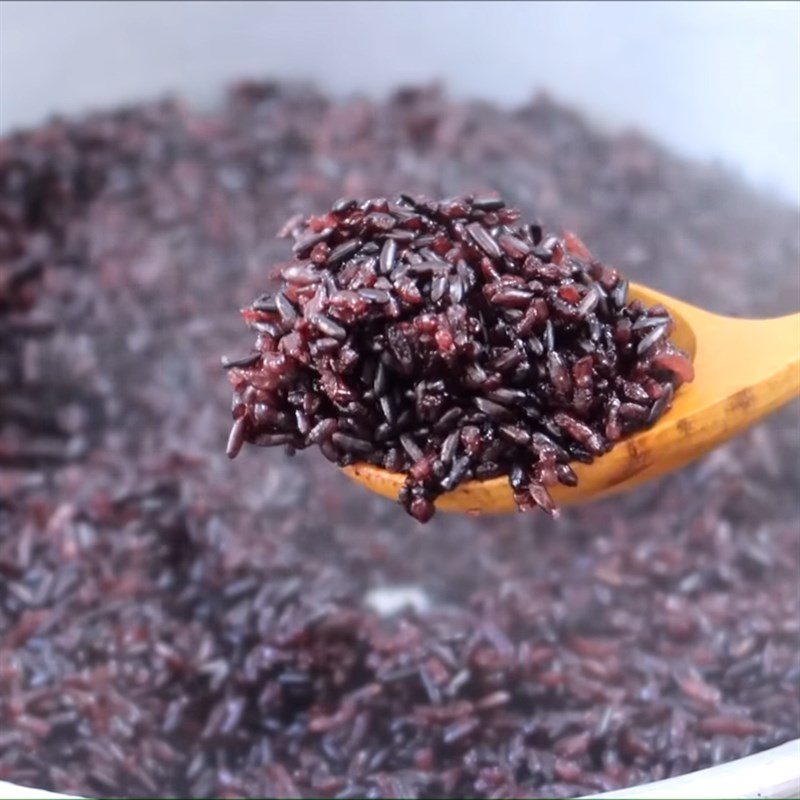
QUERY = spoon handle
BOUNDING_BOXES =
[689,309,799,431]
[601,309,800,501]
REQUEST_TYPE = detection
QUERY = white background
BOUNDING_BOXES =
[1,1,799,204]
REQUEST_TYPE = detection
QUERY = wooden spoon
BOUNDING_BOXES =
[343,284,800,514]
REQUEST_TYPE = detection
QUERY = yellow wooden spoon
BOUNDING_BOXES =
[342,284,800,514]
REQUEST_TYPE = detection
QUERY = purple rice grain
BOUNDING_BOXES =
[227,196,693,521]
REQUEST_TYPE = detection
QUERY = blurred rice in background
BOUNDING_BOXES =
[1,1,799,205]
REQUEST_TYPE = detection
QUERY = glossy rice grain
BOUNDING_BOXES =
[226,196,693,521]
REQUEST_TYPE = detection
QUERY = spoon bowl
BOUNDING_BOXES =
[343,283,799,514]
